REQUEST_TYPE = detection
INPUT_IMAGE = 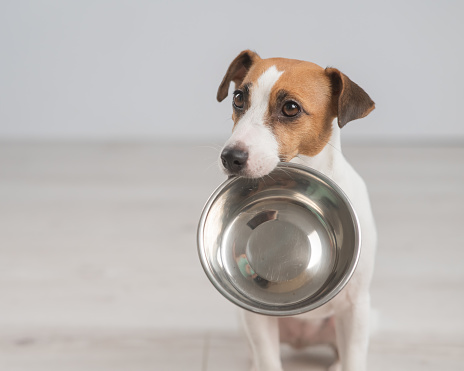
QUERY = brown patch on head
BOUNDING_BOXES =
[249,58,336,160]
[217,51,375,162]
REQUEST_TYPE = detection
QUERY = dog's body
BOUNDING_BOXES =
[217,51,376,371]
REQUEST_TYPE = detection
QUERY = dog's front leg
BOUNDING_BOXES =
[240,310,283,371]
[333,295,370,371]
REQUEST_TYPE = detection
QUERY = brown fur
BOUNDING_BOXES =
[217,50,261,102]
[218,51,375,160]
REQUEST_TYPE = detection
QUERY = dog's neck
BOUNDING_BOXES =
[292,122,344,180]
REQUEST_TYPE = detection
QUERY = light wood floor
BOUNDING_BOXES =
[0,142,463,370]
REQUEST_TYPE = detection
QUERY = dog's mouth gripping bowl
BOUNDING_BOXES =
[197,162,361,316]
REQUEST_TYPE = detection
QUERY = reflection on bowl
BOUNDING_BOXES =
[197,162,360,316]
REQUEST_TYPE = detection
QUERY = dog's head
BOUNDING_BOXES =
[217,50,375,178]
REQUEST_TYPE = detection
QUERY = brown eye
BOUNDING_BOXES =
[233,91,244,109]
[282,101,300,117]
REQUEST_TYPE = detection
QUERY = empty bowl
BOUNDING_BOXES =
[197,162,361,316]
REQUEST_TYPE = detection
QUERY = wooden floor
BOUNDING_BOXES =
[0,142,463,370]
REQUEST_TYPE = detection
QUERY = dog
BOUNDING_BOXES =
[216,50,377,371]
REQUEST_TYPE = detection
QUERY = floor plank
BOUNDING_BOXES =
[0,142,463,370]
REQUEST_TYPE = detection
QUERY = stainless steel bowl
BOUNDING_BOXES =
[197,162,361,316]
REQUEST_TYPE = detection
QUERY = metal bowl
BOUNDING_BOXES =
[197,162,360,316]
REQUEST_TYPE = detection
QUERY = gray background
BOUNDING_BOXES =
[1,0,463,142]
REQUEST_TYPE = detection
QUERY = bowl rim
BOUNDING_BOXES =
[197,162,361,316]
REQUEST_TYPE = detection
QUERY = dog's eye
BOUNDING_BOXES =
[233,91,244,109]
[282,101,300,117]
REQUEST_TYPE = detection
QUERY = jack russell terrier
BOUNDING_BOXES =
[216,50,377,371]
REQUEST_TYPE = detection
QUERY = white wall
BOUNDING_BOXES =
[0,0,463,142]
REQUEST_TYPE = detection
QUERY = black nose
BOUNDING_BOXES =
[221,147,249,173]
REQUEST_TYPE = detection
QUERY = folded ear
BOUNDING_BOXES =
[325,67,375,128]
[217,50,260,102]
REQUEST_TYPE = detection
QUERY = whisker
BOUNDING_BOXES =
[204,160,221,172]
[261,175,268,187]
[266,173,276,182]
[194,144,222,151]
[278,166,295,180]
[324,140,342,155]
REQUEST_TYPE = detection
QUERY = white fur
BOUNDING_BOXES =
[220,66,283,178]
[220,66,377,370]
[236,124,377,371]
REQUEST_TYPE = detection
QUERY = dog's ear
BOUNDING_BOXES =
[217,50,260,102]
[325,67,375,128]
